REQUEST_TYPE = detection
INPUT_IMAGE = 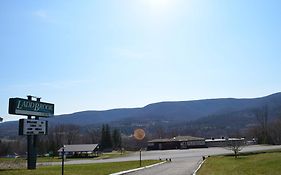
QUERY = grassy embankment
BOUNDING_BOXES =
[0,151,129,166]
[197,149,281,175]
[0,150,132,172]
[0,160,161,175]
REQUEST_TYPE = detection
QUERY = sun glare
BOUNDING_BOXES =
[142,0,173,13]
[146,0,171,7]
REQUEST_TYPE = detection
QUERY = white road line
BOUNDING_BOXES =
[110,161,167,175]
[192,159,205,175]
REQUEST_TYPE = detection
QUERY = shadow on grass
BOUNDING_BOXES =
[240,149,281,156]
[0,169,21,172]
[223,148,281,159]
[222,155,248,160]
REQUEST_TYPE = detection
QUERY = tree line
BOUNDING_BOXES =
[247,106,281,145]
[0,124,123,157]
[1,105,281,157]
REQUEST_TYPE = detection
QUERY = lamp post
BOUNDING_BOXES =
[139,148,142,167]
[62,145,65,175]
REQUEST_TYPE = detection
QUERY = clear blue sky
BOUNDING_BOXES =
[1,0,281,121]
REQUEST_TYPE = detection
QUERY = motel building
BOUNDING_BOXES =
[147,136,206,150]
[205,137,246,147]
[147,136,246,150]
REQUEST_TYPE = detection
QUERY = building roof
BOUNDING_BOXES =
[58,144,99,153]
[205,138,244,142]
[148,136,205,143]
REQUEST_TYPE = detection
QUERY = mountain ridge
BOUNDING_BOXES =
[1,92,281,137]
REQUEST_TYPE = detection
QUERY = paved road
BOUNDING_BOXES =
[40,145,281,175]
[127,145,281,175]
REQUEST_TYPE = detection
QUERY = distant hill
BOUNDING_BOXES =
[1,92,281,137]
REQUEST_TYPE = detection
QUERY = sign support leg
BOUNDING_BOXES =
[33,135,38,168]
[27,111,35,169]
[27,95,39,169]
[27,134,34,169]
[33,115,39,168]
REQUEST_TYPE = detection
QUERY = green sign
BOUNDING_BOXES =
[9,98,54,117]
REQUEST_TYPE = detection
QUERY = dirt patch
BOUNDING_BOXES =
[0,160,26,170]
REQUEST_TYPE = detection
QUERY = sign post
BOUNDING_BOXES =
[9,96,54,170]
[133,128,146,167]
[27,95,35,169]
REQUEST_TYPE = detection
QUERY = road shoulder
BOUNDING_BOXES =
[110,161,167,175]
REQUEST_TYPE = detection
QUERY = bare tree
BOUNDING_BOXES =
[112,128,122,150]
[46,124,81,155]
[269,116,281,145]
[254,106,270,144]
[85,128,100,144]
[225,139,245,158]
[64,125,80,144]
[155,125,165,139]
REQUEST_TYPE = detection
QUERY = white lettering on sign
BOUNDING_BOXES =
[17,100,53,112]
[9,98,54,117]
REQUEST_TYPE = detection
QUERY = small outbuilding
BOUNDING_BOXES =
[58,144,99,157]
[147,136,206,150]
